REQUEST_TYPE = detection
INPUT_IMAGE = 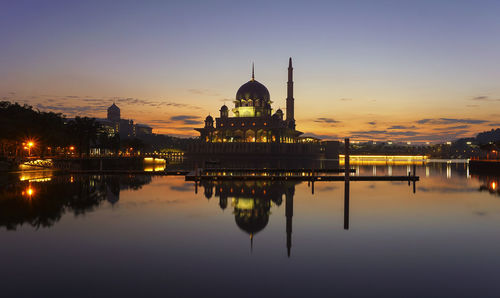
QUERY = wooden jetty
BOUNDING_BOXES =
[185,138,419,183]
[185,172,419,182]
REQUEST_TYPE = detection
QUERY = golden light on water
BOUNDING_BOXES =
[339,155,428,165]
[22,186,35,198]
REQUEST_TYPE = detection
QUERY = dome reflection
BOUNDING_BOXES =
[200,180,297,256]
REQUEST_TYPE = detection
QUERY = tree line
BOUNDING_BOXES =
[0,101,196,159]
[0,101,127,158]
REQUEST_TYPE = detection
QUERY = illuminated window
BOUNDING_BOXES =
[252,122,256,126]
[242,123,245,126]
[231,123,234,126]
[264,122,267,126]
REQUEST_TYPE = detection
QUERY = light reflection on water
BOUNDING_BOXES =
[1,163,500,297]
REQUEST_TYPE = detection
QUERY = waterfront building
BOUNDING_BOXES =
[196,58,300,143]
[189,58,339,160]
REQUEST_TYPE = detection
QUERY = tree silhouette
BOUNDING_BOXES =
[68,117,100,157]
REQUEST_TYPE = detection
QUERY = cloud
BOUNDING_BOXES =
[339,98,352,101]
[417,118,488,125]
[488,123,500,127]
[466,105,479,108]
[433,125,469,131]
[350,130,388,135]
[35,103,107,115]
[26,95,202,111]
[314,117,341,125]
[388,125,416,130]
[367,121,377,126]
[148,119,173,124]
[188,89,220,96]
[349,130,421,138]
[301,132,338,140]
[471,96,500,102]
[170,115,202,125]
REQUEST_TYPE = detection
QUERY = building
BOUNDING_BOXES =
[97,103,153,139]
[189,58,339,161]
[196,58,300,143]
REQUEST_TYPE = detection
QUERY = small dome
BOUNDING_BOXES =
[236,80,270,103]
[205,115,213,122]
[220,105,228,111]
[275,108,283,115]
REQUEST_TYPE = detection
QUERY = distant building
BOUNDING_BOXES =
[96,103,153,138]
[107,103,120,122]
[136,124,153,136]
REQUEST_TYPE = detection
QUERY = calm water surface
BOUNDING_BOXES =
[1,163,500,297]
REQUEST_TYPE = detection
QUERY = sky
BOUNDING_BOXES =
[1,0,500,142]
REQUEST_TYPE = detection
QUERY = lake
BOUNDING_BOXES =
[1,163,500,297]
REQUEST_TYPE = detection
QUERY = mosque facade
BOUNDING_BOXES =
[196,58,300,143]
[189,58,339,160]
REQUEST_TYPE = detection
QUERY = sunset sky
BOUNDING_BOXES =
[2,0,500,142]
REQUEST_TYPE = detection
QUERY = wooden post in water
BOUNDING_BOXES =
[345,138,350,182]
[412,164,417,193]
[344,138,350,230]
[408,166,411,186]
[344,179,350,230]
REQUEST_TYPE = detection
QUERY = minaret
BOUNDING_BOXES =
[286,57,295,129]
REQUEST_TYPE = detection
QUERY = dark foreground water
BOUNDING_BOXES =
[1,163,500,297]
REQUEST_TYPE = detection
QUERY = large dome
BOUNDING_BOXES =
[235,212,269,235]
[235,80,270,102]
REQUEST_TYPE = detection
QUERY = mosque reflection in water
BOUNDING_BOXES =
[3,163,500,257]
[198,180,299,256]
[0,175,151,230]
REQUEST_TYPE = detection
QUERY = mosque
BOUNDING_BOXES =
[189,58,339,160]
[196,58,300,143]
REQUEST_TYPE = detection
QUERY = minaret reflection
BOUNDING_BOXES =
[200,180,298,256]
[285,184,294,257]
[344,180,349,230]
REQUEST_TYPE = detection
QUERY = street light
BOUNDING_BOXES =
[27,141,34,156]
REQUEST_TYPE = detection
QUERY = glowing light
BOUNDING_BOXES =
[69,146,75,151]
[23,187,35,198]
[492,182,497,190]
[339,155,427,165]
